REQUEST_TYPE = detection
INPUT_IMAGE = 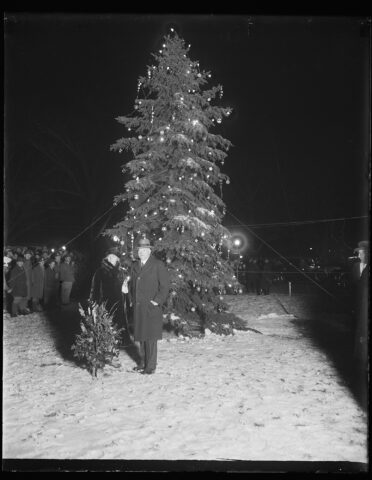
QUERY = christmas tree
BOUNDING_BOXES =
[105,29,242,335]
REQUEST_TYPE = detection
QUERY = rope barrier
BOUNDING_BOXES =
[226,209,340,300]
[227,215,368,229]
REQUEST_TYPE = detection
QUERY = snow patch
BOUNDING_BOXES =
[257,313,293,320]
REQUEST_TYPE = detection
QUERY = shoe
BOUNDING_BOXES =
[133,365,145,372]
[141,369,156,375]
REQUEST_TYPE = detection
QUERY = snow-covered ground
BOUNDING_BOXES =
[3,294,368,466]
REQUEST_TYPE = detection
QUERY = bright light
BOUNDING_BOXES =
[51,249,55,253]
[228,232,249,254]
[62,246,66,250]
[309,247,313,251]
[113,236,119,242]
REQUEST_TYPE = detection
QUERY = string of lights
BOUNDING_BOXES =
[62,203,118,249]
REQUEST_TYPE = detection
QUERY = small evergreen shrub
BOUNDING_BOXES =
[71,302,123,377]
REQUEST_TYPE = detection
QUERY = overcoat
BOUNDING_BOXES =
[9,265,28,297]
[23,259,32,298]
[90,259,123,314]
[130,255,170,341]
[44,266,59,296]
[353,262,369,366]
[30,264,45,299]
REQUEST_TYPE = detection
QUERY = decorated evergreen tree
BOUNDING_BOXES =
[105,29,242,335]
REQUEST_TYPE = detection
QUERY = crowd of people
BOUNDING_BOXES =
[3,246,76,317]
[3,239,368,381]
[235,251,365,296]
[242,257,273,295]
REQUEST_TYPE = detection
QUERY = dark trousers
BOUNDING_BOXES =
[139,340,158,371]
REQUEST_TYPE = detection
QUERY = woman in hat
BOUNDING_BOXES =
[128,237,170,374]
[90,251,123,319]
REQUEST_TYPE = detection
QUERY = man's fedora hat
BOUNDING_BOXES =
[137,237,153,249]
[354,240,369,253]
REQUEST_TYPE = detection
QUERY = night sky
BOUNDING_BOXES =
[4,14,370,256]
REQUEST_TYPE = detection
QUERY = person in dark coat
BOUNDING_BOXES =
[43,259,59,309]
[59,254,75,305]
[249,258,260,295]
[9,255,28,317]
[255,257,265,295]
[351,241,369,365]
[23,250,33,311]
[30,257,45,312]
[261,258,272,295]
[89,252,124,324]
[53,252,62,307]
[3,256,13,313]
[244,258,254,293]
[129,237,170,374]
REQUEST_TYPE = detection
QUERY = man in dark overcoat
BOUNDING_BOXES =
[129,237,170,374]
[351,241,369,365]
[350,240,369,409]
[9,255,28,317]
